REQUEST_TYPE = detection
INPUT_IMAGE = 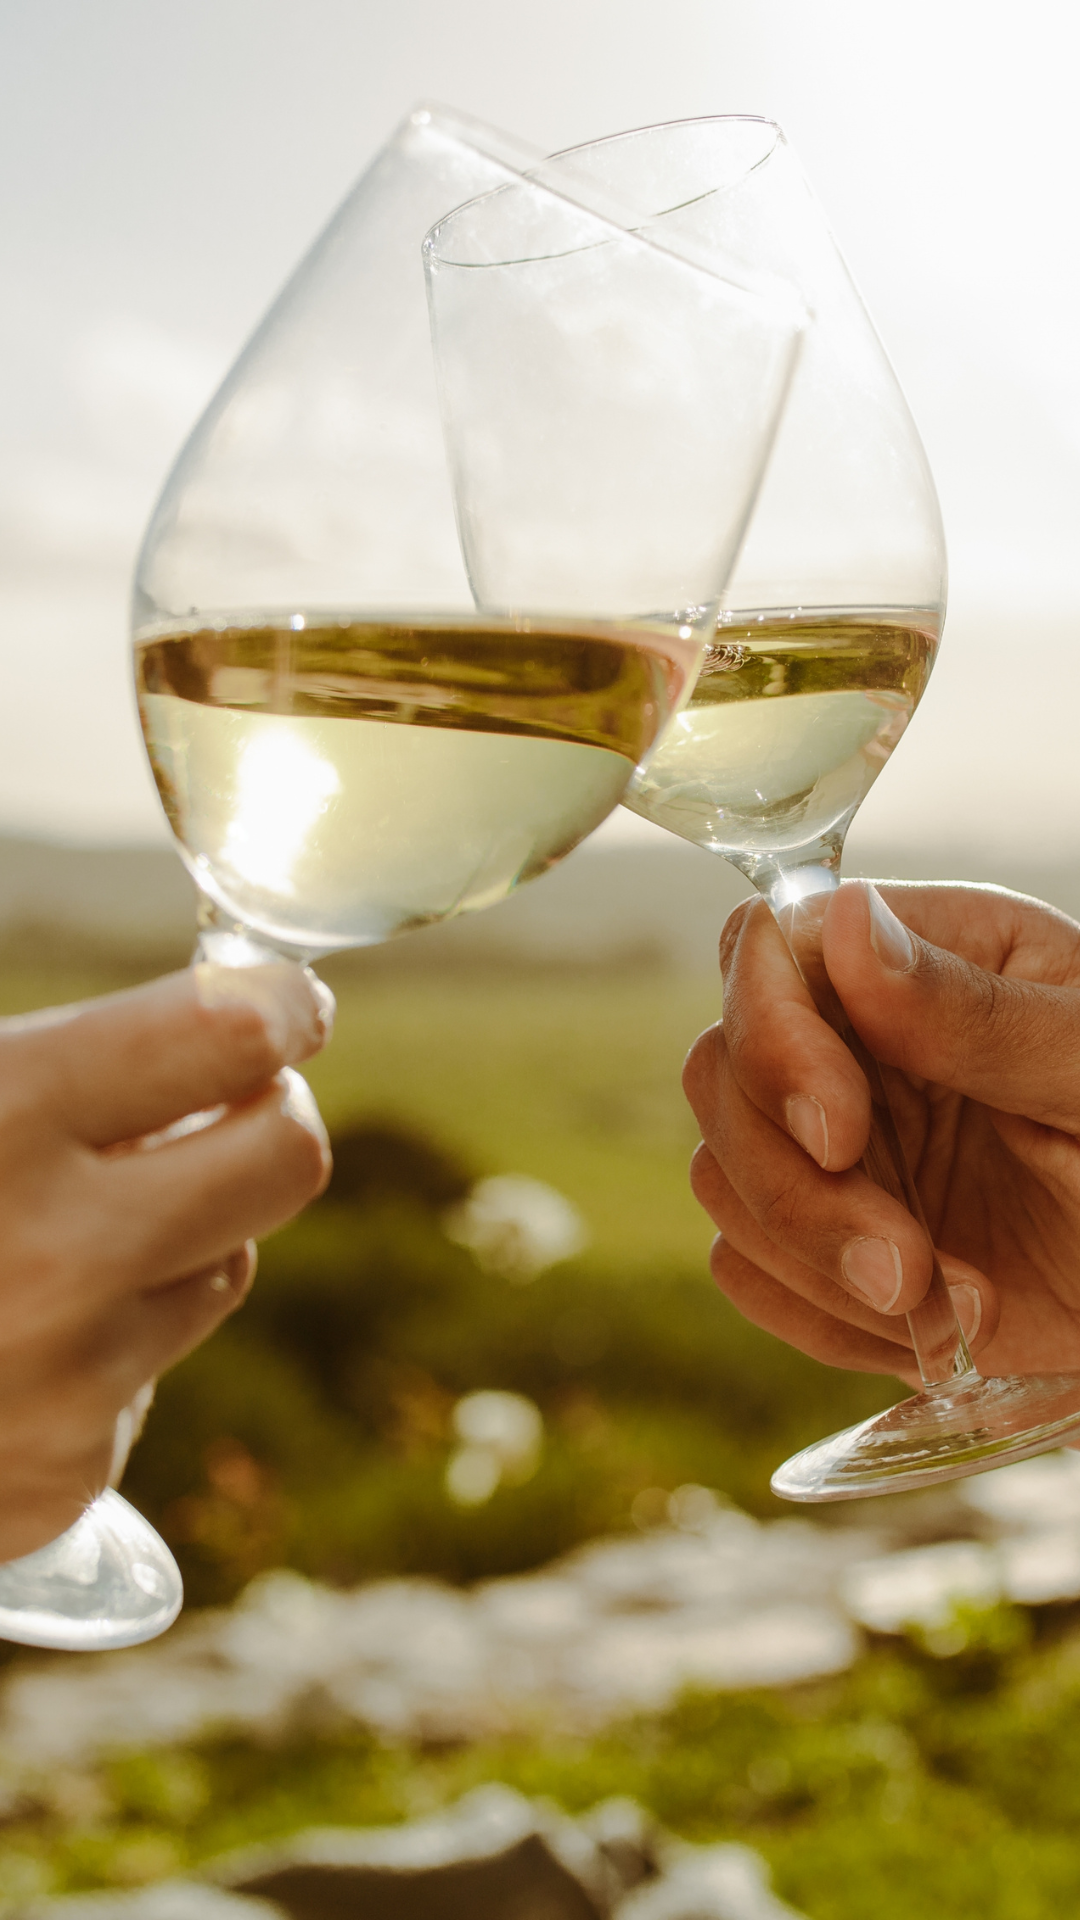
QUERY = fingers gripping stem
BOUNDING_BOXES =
[772,883,974,1389]
[848,1033,972,1385]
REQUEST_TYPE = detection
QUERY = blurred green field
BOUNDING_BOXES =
[0,943,896,1604]
[310,956,722,1272]
[2,943,1076,1918]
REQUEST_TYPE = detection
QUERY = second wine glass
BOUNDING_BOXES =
[530,115,1080,1498]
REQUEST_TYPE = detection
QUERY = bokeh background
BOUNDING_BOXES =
[3,4,1080,1915]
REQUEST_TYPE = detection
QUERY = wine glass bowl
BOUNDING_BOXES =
[627,607,940,878]
[133,106,803,968]
[134,610,696,957]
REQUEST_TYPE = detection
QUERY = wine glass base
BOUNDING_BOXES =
[772,1372,1080,1502]
[0,1491,183,1651]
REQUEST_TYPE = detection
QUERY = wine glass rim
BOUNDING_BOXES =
[548,112,783,181]
[422,113,796,325]
[537,115,784,246]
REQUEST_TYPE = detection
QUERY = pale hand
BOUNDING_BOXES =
[0,964,332,1560]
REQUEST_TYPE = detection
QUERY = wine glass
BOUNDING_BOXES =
[22,103,797,1656]
[134,106,799,963]
[507,115,1080,1501]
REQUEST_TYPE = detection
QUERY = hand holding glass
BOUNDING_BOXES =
[536,116,1080,1497]
[0,106,801,1653]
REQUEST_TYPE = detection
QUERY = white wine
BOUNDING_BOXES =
[135,612,697,950]
[626,610,938,857]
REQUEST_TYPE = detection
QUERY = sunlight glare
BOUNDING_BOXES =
[222,725,340,895]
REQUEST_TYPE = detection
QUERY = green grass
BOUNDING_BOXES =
[309,955,723,1273]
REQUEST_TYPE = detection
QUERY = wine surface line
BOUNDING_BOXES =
[135,612,698,954]
[624,609,939,858]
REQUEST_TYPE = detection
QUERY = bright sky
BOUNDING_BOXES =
[1,0,1078,850]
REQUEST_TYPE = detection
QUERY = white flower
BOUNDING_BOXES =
[445,1391,544,1507]
[443,1175,588,1281]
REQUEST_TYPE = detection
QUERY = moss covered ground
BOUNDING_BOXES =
[6,1613,1080,1916]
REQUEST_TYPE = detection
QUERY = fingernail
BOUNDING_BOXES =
[211,1245,257,1306]
[303,968,336,1044]
[786,1095,829,1168]
[949,1282,982,1344]
[194,963,331,1063]
[841,1235,904,1311]
[866,886,917,972]
[280,1067,332,1176]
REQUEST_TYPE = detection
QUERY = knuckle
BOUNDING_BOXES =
[198,998,281,1082]
[757,1173,806,1248]
[940,962,1016,1075]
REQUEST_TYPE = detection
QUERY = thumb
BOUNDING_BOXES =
[822,882,1080,1128]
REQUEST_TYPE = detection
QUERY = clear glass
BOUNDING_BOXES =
[0,103,803,1655]
[0,1491,181,1651]
[0,106,564,1652]
[536,116,1080,1500]
[131,107,800,964]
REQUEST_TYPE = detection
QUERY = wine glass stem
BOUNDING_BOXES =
[193,891,317,970]
[745,851,975,1391]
